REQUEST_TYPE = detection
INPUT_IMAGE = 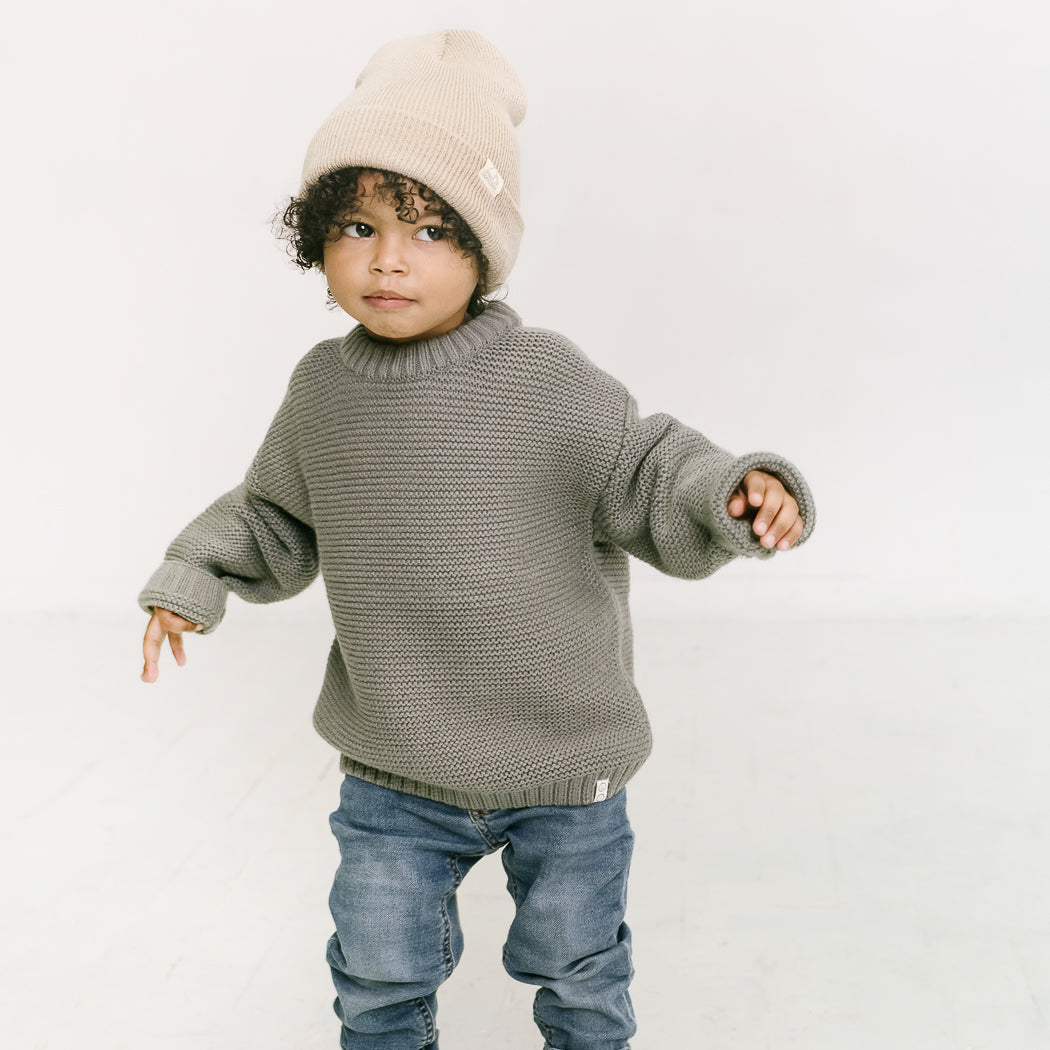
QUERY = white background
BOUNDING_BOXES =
[4,0,1049,620]
[5,3,1050,1048]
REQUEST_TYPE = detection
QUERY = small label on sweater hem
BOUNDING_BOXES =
[594,778,610,802]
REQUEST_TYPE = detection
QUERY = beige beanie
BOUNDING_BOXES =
[301,30,526,288]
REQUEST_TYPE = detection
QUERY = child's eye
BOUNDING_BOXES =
[342,222,374,239]
[415,226,446,242]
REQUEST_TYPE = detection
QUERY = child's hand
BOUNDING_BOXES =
[727,470,804,551]
[141,608,204,683]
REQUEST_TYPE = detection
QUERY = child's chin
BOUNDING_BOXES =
[363,315,466,344]
[362,322,423,344]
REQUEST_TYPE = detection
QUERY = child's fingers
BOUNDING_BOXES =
[750,485,785,540]
[731,471,770,517]
[169,630,187,667]
[744,471,769,507]
[759,497,801,549]
[142,615,166,683]
[141,609,202,682]
[732,473,803,550]
[776,517,805,551]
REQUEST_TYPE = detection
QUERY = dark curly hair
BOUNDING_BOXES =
[278,167,492,317]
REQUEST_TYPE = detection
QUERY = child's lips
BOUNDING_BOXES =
[365,291,414,308]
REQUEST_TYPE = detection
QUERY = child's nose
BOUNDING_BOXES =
[369,236,407,274]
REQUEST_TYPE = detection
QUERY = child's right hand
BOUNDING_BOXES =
[141,608,204,683]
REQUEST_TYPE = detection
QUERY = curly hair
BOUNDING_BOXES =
[278,167,492,317]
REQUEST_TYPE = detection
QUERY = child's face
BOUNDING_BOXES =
[322,171,479,343]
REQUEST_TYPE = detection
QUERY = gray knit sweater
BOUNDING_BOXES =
[139,303,815,808]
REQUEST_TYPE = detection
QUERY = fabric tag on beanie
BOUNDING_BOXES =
[478,159,504,196]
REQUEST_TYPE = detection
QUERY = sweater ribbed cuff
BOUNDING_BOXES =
[705,451,817,559]
[137,560,229,633]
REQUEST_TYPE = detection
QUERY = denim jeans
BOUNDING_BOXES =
[327,774,636,1050]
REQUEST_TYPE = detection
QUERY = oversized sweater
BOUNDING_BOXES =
[139,303,815,809]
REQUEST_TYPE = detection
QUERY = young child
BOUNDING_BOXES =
[139,29,814,1050]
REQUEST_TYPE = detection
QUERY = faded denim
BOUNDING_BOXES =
[327,774,635,1050]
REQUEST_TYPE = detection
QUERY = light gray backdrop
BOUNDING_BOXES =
[3,0,1048,618]
[4,5,1050,1048]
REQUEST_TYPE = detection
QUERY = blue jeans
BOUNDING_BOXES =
[327,775,636,1050]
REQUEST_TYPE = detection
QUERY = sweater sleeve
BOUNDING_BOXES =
[593,395,816,579]
[137,367,320,633]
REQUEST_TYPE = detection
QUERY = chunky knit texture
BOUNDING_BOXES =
[139,303,815,808]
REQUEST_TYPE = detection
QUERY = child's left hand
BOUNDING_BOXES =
[727,471,804,551]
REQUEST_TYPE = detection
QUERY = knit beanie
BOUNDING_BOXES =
[301,30,526,289]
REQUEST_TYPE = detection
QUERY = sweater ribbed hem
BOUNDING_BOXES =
[337,755,647,810]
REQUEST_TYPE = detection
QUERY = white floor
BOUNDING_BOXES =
[2,611,1048,1049]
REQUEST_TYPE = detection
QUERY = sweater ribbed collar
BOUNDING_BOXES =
[338,302,521,379]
